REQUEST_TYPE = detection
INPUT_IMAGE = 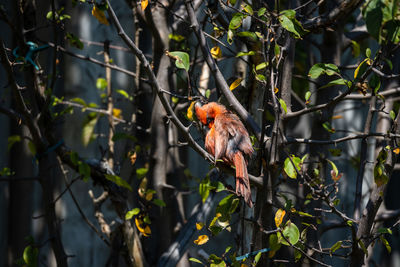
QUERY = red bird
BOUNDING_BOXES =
[194,102,254,207]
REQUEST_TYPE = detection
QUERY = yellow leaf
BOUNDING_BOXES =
[92,6,109,25]
[129,151,137,165]
[290,208,296,213]
[210,46,222,59]
[354,58,367,79]
[241,264,249,267]
[274,209,286,228]
[274,87,279,94]
[229,78,243,91]
[393,148,400,154]
[194,235,209,245]
[331,115,343,120]
[196,222,204,230]
[135,218,150,236]
[144,225,151,236]
[112,108,122,119]
[187,101,195,121]
[141,0,149,10]
[145,191,154,201]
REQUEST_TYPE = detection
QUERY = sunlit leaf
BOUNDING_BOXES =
[256,62,267,71]
[189,257,203,264]
[196,222,204,230]
[186,101,196,121]
[279,98,287,114]
[278,221,300,246]
[194,235,209,245]
[275,209,286,228]
[229,78,243,91]
[112,108,122,119]
[330,241,342,256]
[23,245,38,267]
[380,236,391,253]
[96,78,107,90]
[308,63,340,79]
[210,46,222,59]
[236,51,255,57]
[284,156,301,179]
[141,0,149,11]
[125,208,140,220]
[167,51,190,71]
[229,13,245,30]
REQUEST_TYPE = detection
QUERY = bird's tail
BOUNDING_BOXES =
[233,152,253,208]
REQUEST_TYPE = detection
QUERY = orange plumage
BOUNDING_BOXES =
[195,102,254,207]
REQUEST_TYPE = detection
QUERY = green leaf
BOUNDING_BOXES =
[308,63,340,79]
[390,110,396,120]
[329,148,342,157]
[269,233,281,251]
[358,239,368,257]
[319,78,350,89]
[205,89,211,99]
[256,74,266,81]
[78,161,91,181]
[236,51,255,57]
[284,156,301,179]
[8,135,21,151]
[168,34,185,42]
[112,132,137,142]
[105,174,132,191]
[189,257,203,264]
[236,31,258,41]
[380,236,391,253]
[82,113,98,146]
[278,221,300,246]
[116,89,130,99]
[304,91,311,101]
[136,168,148,179]
[362,0,384,39]
[66,32,83,49]
[366,48,372,58]
[322,122,335,133]
[169,51,190,71]
[326,159,339,176]
[199,177,211,203]
[229,13,245,30]
[143,215,151,224]
[256,62,267,71]
[279,99,287,114]
[254,251,262,265]
[153,198,166,207]
[70,97,87,106]
[258,7,266,17]
[278,10,308,39]
[330,241,342,255]
[243,4,253,15]
[125,208,140,220]
[23,245,38,267]
[378,228,393,235]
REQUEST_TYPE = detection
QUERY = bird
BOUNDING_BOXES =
[194,101,254,207]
